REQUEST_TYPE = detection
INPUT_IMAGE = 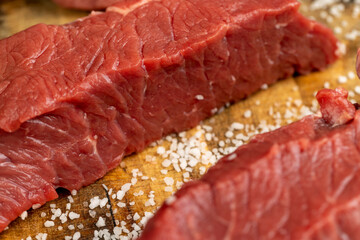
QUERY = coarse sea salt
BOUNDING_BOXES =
[20,211,28,220]
[243,110,252,118]
[69,212,80,220]
[44,221,54,228]
[96,217,106,228]
[164,177,174,185]
[89,196,100,209]
[73,232,81,240]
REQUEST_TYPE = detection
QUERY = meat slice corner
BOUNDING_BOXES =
[316,87,355,126]
[139,88,360,240]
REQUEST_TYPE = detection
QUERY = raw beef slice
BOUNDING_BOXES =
[0,0,338,232]
[139,89,360,240]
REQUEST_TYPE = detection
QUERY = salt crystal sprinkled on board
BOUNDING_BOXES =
[44,221,54,228]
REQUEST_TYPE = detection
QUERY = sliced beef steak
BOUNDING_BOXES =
[139,88,360,240]
[0,0,338,232]
[52,0,126,10]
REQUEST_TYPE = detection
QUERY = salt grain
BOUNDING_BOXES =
[338,75,347,83]
[54,208,61,217]
[117,190,125,201]
[145,198,156,207]
[244,110,252,118]
[122,183,132,192]
[225,131,234,138]
[157,146,166,155]
[162,159,172,167]
[66,203,71,210]
[67,196,74,203]
[100,198,108,208]
[73,232,81,240]
[32,204,42,210]
[89,210,96,218]
[228,153,237,161]
[348,71,356,79]
[44,221,54,228]
[113,226,122,236]
[164,177,174,185]
[69,212,80,220]
[117,202,126,208]
[20,211,28,220]
[260,84,268,90]
[89,196,100,209]
[230,122,244,130]
[133,213,140,221]
[355,86,360,94]
[195,95,204,100]
[35,233,47,240]
[60,213,68,223]
[336,42,346,56]
[96,217,106,228]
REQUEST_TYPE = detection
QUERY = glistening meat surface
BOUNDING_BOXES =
[139,89,360,240]
[0,0,338,232]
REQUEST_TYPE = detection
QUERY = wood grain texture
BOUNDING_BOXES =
[0,0,359,239]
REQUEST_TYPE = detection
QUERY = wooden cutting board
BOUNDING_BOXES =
[0,0,359,239]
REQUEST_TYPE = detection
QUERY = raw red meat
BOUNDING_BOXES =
[140,89,360,240]
[52,0,126,10]
[316,88,355,126]
[0,0,337,232]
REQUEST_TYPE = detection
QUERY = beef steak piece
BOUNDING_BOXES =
[140,88,360,240]
[0,0,338,232]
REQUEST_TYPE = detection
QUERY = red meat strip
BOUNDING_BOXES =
[316,88,355,126]
[140,89,360,240]
[0,0,338,232]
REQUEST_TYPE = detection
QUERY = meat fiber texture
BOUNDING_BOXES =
[0,0,338,232]
[139,89,360,240]
[52,0,126,10]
